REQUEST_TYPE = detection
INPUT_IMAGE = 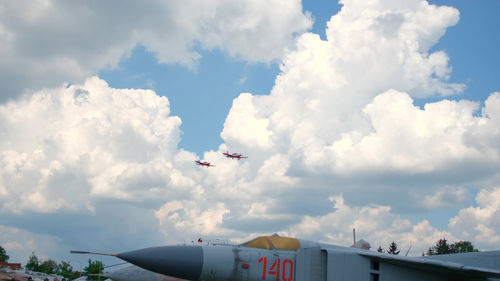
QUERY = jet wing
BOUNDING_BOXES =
[358,250,500,279]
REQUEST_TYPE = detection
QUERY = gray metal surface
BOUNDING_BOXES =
[295,247,326,281]
[199,246,235,281]
[357,249,500,280]
[324,249,372,281]
[117,246,203,280]
[105,265,188,281]
[107,236,500,281]
[426,250,500,270]
[106,265,157,281]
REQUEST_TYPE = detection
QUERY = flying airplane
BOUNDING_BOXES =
[222,151,248,160]
[72,235,500,281]
[195,160,215,167]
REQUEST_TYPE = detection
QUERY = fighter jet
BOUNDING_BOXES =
[72,235,500,281]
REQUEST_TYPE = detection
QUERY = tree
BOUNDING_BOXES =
[26,252,40,271]
[451,241,478,253]
[425,247,434,256]
[426,238,452,255]
[0,246,9,262]
[57,261,81,280]
[387,241,400,255]
[57,261,73,277]
[24,253,83,279]
[84,259,104,280]
[376,246,384,253]
[426,238,478,256]
[39,259,58,275]
[434,238,452,255]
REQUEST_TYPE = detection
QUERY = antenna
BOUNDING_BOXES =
[405,245,412,256]
[70,250,117,257]
[353,228,356,245]
[104,262,128,269]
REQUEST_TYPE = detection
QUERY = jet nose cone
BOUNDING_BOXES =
[117,246,203,281]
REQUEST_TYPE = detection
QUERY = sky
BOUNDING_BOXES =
[0,0,500,270]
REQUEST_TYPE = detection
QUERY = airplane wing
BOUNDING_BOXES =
[358,250,500,279]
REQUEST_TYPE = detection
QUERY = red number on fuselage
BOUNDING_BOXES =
[268,258,281,281]
[258,257,294,281]
[282,259,293,281]
[258,257,267,280]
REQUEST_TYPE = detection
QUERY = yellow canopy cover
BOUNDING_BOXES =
[243,236,301,251]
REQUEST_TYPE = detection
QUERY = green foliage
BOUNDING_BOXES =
[451,241,478,253]
[0,246,9,262]
[426,238,478,256]
[25,252,82,279]
[26,252,40,271]
[427,238,452,255]
[39,259,58,275]
[61,263,82,280]
[84,259,105,280]
[57,261,73,277]
[387,241,400,255]
[57,261,82,280]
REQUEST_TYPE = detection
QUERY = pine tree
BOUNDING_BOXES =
[434,238,452,255]
[425,238,454,256]
[387,241,400,255]
[377,246,384,253]
[425,247,434,256]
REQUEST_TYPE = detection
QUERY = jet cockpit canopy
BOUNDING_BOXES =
[242,236,301,251]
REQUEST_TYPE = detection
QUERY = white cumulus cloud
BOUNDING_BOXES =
[288,195,454,254]
[0,0,312,101]
[0,77,193,214]
[449,187,500,248]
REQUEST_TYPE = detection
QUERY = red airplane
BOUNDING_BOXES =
[195,160,215,167]
[222,151,248,160]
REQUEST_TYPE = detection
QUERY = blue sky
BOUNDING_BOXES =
[99,47,280,157]
[427,0,500,102]
[1,0,500,270]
